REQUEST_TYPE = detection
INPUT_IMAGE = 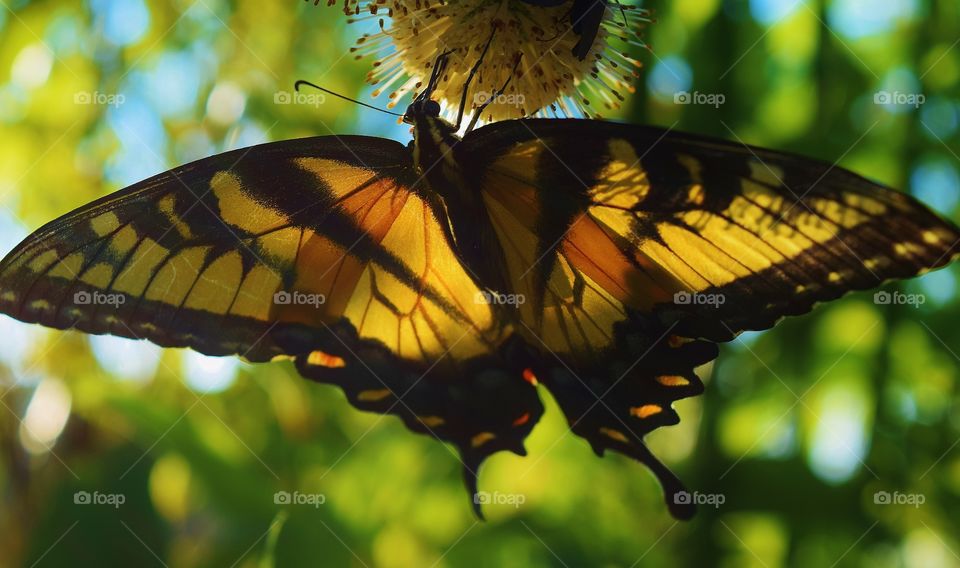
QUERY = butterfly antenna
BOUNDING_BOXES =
[454,30,496,130]
[465,53,523,133]
[294,80,404,117]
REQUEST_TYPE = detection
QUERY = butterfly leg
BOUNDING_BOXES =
[454,30,497,130]
[465,54,524,133]
[418,48,455,103]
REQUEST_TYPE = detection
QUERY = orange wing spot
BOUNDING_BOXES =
[418,415,445,427]
[656,375,690,387]
[471,432,497,448]
[630,404,663,419]
[512,412,531,427]
[306,350,346,368]
[667,335,686,348]
[599,427,630,443]
[357,389,392,402]
[522,368,539,386]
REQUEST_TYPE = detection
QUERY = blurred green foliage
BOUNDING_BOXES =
[1,0,959,567]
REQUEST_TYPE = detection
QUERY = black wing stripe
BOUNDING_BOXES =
[734,193,874,280]
[52,219,135,321]
[667,218,788,299]
[101,224,153,337]
[739,176,913,274]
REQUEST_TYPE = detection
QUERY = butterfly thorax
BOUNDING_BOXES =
[410,113,461,182]
[408,111,514,296]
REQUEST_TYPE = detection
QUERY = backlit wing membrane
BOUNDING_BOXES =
[0,136,545,497]
[465,119,960,346]
[4,117,957,521]
[460,119,959,516]
[0,136,498,362]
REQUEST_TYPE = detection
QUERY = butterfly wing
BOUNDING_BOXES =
[459,118,959,516]
[466,119,960,343]
[0,136,544,506]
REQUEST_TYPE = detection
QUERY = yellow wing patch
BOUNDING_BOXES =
[473,122,960,349]
[0,146,508,364]
[483,164,634,356]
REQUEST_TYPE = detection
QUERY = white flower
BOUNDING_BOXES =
[339,0,652,123]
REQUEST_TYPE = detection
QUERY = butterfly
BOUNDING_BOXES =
[1,55,957,520]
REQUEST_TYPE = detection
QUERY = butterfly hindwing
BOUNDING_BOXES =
[525,315,717,519]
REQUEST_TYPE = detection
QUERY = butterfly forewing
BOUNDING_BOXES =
[464,119,960,345]
[0,137,491,360]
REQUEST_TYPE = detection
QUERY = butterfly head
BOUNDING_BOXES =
[401,97,442,125]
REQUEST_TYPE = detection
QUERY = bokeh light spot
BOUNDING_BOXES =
[206,82,247,126]
[91,0,150,46]
[646,56,693,102]
[11,44,54,90]
[911,158,960,215]
[182,350,238,393]
[749,0,801,26]
[90,335,161,383]
[19,377,72,455]
[827,0,920,39]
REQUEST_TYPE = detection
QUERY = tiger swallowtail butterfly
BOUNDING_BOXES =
[1,67,957,519]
